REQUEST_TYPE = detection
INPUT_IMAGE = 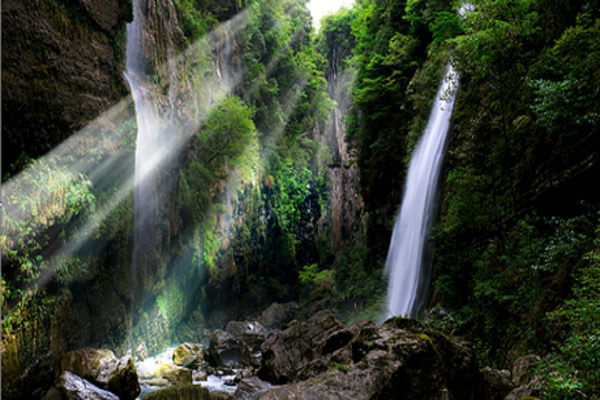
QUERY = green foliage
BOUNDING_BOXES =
[299,263,337,310]
[539,228,600,396]
[1,158,96,314]
[174,0,219,43]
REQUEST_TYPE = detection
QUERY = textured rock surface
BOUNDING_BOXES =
[1,0,132,173]
[209,329,250,367]
[60,349,140,399]
[143,384,236,400]
[173,343,205,369]
[258,313,485,399]
[482,367,514,400]
[258,302,299,330]
[43,371,120,400]
[504,376,543,400]
[511,354,541,387]
[234,377,273,399]
[155,364,193,385]
[258,311,366,384]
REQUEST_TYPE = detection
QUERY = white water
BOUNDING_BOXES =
[385,65,458,318]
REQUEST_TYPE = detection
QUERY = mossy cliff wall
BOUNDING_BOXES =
[2,0,133,174]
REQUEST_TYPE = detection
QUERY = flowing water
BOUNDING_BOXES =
[385,65,458,318]
[125,0,161,333]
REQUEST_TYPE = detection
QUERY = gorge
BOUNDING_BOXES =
[2,0,600,399]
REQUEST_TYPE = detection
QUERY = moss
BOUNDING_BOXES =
[415,333,443,360]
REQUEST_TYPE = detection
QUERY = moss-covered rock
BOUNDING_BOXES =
[173,343,204,369]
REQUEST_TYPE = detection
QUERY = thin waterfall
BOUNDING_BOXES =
[125,0,162,331]
[385,65,458,318]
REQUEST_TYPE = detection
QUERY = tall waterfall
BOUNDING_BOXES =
[385,65,458,318]
[125,0,163,314]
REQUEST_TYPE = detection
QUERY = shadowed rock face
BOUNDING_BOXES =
[1,0,133,175]
[257,313,485,400]
[60,348,140,400]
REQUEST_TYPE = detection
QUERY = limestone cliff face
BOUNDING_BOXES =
[319,66,365,251]
[1,0,133,174]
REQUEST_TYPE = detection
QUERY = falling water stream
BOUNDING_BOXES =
[125,0,161,339]
[385,65,458,318]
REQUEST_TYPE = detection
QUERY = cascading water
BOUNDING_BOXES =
[125,0,164,329]
[385,65,458,318]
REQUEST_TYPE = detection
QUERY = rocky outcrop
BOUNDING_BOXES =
[208,330,252,368]
[258,302,299,330]
[1,0,133,174]
[320,67,365,252]
[234,377,273,399]
[504,377,543,400]
[43,371,120,400]
[511,354,541,387]
[257,313,485,399]
[60,348,140,400]
[258,311,367,384]
[482,367,514,400]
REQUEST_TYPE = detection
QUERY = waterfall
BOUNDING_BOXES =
[385,65,458,318]
[125,0,164,320]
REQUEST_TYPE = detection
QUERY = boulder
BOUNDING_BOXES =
[143,385,235,400]
[155,364,192,385]
[482,367,514,400]
[258,302,298,329]
[208,330,249,367]
[60,348,140,400]
[60,349,116,382]
[258,314,485,399]
[143,384,210,400]
[504,376,543,400]
[258,312,369,384]
[192,369,208,382]
[225,321,268,337]
[43,371,119,400]
[173,343,204,369]
[234,377,273,399]
[105,356,140,400]
[511,354,541,386]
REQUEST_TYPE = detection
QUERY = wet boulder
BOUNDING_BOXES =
[42,371,119,400]
[173,343,204,369]
[208,330,249,367]
[155,364,192,385]
[60,348,140,400]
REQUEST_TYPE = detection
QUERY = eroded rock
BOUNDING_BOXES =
[258,302,299,329]
[234,376,273,400]
[208,330,249,367]
[173,343,204,369]
[511,354,541,387]
[482,367,514,400]
[43,371,119,400]
[155,364,192,385]
[258,313,485,399]
[60,349,140,400]
[258,312,369,384]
